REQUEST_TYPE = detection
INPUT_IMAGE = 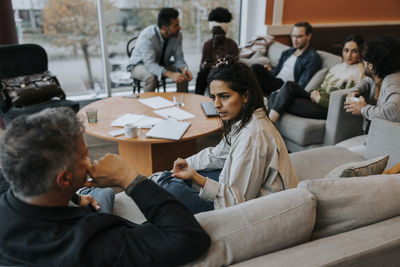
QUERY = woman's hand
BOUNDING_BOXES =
[79,194,101,211]
[310,90,321,103]
[171,158,197,180]
[171,158,207,187]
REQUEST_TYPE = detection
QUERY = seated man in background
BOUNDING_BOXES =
[251,22,321,96]
[344,35,400,130]
[195,7,239,95]
[127,8,193,92]
[0,107,210,266]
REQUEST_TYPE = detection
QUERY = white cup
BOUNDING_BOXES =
[349,97,360,102]
[124,123,138,138]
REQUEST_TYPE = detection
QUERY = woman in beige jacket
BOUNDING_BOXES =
[157,59,298,214]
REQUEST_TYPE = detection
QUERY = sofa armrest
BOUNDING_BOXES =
[365,118,400,168]
[323,89,364,145]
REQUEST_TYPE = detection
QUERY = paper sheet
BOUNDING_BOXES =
[138,96,175,109]
[111,113,163,128]
[153,106,195,121]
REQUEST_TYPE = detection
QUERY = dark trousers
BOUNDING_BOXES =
[268,81,328,119]
[157,169,221,214]
[195,66,212,95]
[251,64,284,96]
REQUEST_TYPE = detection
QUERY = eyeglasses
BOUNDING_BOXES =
[291,34,306,39]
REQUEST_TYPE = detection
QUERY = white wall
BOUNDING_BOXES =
[239,0,267,46]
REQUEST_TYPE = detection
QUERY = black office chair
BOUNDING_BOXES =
[0,43,79,126]
[127,36,167,93]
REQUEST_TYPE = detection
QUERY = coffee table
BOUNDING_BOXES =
[78,92,221,176]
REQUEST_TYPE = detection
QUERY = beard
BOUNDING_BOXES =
[167,29,179,38]
[364,65,374,78]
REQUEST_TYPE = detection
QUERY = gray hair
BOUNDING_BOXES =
[0,107,84,197]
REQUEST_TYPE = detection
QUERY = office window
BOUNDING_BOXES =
[12,0,241,97]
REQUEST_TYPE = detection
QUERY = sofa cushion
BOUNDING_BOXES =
[267,42,290,67]
[365,118,400,168]
[304,68,329,93]
[113,192,146,224]
[290,146,365,181]
[276,113,325,146]
[335,134,367,157]
[298,175,400,240]
[186,188,316,267]
[324,155,389,178]
[317,50,342,69]
[232,216,400,267]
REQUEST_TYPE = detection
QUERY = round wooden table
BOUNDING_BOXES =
[78,92,221,176]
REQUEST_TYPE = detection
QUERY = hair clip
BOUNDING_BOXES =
[215,57,232,68]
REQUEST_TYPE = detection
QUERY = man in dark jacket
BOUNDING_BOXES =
[251,22,322,96]
[0,107,210,267]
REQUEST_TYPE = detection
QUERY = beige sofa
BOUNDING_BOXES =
[113,118,400,266]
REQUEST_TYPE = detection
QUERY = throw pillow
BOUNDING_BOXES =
[304,68,329,93]
[324,155,389,179]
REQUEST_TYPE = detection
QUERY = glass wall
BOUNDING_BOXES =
[108,0,241,93]
[12,0,241,97]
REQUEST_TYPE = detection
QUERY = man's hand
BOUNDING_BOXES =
[166,71,185,83]
[344,96,367,115]
[86,153,139,189]
[79,195,101,211]
[264,64,272,71]
[310,90,321,103]
[182,68,193,82]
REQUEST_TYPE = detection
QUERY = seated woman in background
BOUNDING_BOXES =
[268,34,365,123]
[195,7,239,95]
[157,58,299,214]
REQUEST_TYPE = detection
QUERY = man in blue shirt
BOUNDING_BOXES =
[127,8,193,92]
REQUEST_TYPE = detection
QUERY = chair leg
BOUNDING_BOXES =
[133,79,141,94]
[163,78,166,92]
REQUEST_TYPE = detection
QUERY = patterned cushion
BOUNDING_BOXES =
[324,155,389,178]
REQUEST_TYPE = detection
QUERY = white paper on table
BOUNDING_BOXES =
[138,96,175,109]
[111,114,144,127]
[153,106,195,121]
[111,113,163,128]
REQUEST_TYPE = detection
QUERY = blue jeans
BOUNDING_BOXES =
[157,170,221,214]
[78,187,115,214]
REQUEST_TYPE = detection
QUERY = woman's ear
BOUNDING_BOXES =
[242,90,249,104]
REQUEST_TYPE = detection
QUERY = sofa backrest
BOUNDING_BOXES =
[267,42,290,67]
[267,42,342,71]
[317,50,342,69]
[298,174,400,240]
[365,118,400,168]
